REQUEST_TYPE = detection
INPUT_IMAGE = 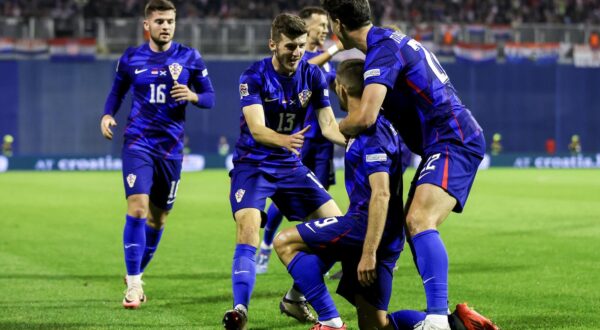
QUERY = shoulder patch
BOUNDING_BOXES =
[364,69,381,80]
[366,153,387,162]
[239,83,249,97]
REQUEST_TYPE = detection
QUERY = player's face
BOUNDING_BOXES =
[306,13,329,48]
[144,10,176,47]
[270,33,307,75]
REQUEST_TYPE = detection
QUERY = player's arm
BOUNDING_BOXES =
[316,106,346,146]
[339,83,387,137]
[307,40,344,67]
[101,53,132,140]
[243,104,310,156]
[357,171,390,287]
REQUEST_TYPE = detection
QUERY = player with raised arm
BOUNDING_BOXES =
[100,0,215,309]
[321,1,498,329]
[256,6,344,275]
[222,13,346,330]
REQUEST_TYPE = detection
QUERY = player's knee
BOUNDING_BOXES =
[127,207,148,219]
[406,209,436,236]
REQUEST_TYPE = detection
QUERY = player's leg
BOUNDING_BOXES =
[140,158,181,274]
[223,208,261,330]
[121,149,154,309]
[256,202,283,274]
[224,166,272,329]
[307,199,343,219]
[274,220,344,328]
[406,142,483,329]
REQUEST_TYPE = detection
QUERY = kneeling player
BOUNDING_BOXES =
[274,59,499,330]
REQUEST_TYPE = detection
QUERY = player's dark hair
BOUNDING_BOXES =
[321,0,371,31]
[271,14,308,42]
[336,59,364,97]
[299,6,328,19]
[145,0,176,17]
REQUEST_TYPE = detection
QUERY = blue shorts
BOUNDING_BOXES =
[121,148,182,210]
[297,215,402,311]
[409,134,485,212]
[301,137,335,190]
[229,164,333,223]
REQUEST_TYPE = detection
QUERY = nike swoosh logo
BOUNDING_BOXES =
[167,199,175,204]
[264,98,278,102]
[423,276,435,284]
[124,243,140,249]
[234,270,250,275]
[418,171,431,181]
[135,68,148,74]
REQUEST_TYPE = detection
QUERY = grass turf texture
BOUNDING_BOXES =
[0,169,599,329]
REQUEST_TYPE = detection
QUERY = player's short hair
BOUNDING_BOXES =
[145,0,176,18]
[271,14,308,42]
[321,0,371,31]
[336,59,365,97]
[299,6,328,20]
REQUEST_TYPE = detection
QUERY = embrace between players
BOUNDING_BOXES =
[101,0,500,329]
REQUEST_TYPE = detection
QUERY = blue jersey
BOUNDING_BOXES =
[104,42,215,160]
[234,57,331,168]
[344,115,404,246]
[364,26,482,155]
[302,49,336,140]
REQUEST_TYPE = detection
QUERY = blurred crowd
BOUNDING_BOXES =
[1,0,600,24]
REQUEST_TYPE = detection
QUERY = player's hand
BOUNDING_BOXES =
[284,125,311,156]
[170,82,199,103]
[357,252,377,287]
[100,114,117,140]
[335,39,345,51]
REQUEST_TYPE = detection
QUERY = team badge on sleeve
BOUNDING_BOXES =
[239,84,249,98]
[235,189,246,203]
[126,174,137,188]
[298,89,312,108]
[168,62,183,82]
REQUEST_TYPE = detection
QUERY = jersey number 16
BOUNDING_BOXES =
[149,84,167,104]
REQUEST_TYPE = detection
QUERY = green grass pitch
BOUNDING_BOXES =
[1,169,599,329]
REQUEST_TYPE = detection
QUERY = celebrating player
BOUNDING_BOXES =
[100,0,215,309]
[222,13,346,330]
[256,6,343,275]
[321,1,497,329]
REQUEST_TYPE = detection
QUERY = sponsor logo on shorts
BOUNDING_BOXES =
[366,153,387,162]
[235,189,245,203]
[126,174,137,188]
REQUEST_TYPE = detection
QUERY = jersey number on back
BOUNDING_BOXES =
[407,39,449,84]
[150,84,167,104]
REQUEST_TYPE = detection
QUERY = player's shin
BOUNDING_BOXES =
[287,252,340,324]
[123,215,147,277]
[140,224,164,272]
[231,244,257,309]
[412,230,449,316]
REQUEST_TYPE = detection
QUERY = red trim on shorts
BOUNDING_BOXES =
[330,228,352,244]
[442,147,449,189]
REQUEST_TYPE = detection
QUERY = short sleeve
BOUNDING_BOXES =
[364,42,403,89]
[239,69,262,108]
[310,66,331,109]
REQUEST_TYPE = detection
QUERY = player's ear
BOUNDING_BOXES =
[268,39,276,52]
[143,19,150,32]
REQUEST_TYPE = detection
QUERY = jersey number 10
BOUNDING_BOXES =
[149,84,167,104]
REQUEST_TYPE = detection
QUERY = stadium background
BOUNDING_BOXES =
[1,0,600,170]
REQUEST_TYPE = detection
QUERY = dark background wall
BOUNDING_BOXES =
[0,59,598,155]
